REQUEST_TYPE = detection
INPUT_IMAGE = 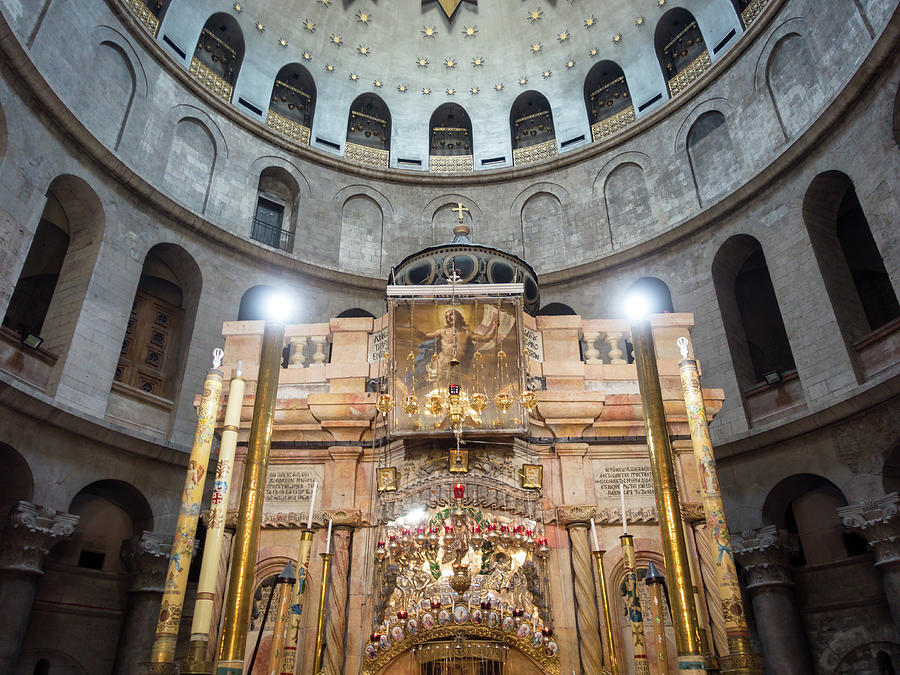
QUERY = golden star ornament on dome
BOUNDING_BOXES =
[518,76,527,85]
[566,58,576,69]
[278,38,287,48]
[446,87,456,95]
[329,33,343,46]
[494,83,504,91]
[302,50,312,61]
[444,57,457,68]
[373,79,383,87]
[348,73,359,81]
[232,2,243,13]
[422,26,438,39]
[527,7,543,23]
[635,16,645,26]
[255,21,265,32]
[589,47,599,56]
[612,33,622,43]
[470,86,480,94]
[303,19,316,33]
[463,25,478,38]
[356,10,372,24]
[358,45,371,56]
[542,70,551,78]
[584,15,596,28]
[531,43,542,54]
[422,87,432,95]
[397,84,408,92]
[416,56,429,68]
[472,56,485,67]
[325,63,335,72]
[557,30,570,42]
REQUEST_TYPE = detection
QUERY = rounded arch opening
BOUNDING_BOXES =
[625,277,675,315]
[583,60,631,130]
[252,167,301,252]
[655,8,705,83]
[429,103,473,157]
[270,63,316,133]
[347,93,392,151]
[195,12,245,87]
[336,307,375,318]
[0,443,34,508]
[536,302,577,316]
[510,91,555,153]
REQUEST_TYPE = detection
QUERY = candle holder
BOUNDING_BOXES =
[312,551,334,674]
[592,549,620,675]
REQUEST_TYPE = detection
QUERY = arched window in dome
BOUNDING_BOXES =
[267,63,316,145]
[345,94,391,169]
[803,172,900,378]
[626,278,675,314]
[712,235,800,423]
[191,13,244,102]
[583,61,634,142]
[251,167,300,252]
[655,8,710,97]
[114,244,200,407]
[510,91,557,166]
[429,103,473,173]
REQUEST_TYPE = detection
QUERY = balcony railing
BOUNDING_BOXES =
[591,106,636,142]
[345,142,390,168]
[267,109,311,145]
[512,139,558,167]
[190,57,233,103]
[123,0,159,36]
[667,50,711,97]
[251,218,294,252]
[429,154,474,173]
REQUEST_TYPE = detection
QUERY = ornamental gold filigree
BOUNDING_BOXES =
[123,0,159,35]
[513,139,557,167]
[266,109,311,144]
[429,155,474,173]
[591,105,635,141]
[667,49,711,97]
[740,0,771,28]
[345,142,390,168]
[189,58,233,103]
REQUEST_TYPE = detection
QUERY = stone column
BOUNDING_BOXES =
[732,526,811,674]
[838,492,900,633]
[113,532,171,675]
[0,501,79,673]
[323,524,354,675]
[558,505,604,675]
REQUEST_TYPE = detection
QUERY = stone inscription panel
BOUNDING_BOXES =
[594,461,654,497]
[264,465,324,513]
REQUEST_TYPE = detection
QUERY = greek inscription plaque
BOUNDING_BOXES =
[595,463,654,497]
[263,465,324,513]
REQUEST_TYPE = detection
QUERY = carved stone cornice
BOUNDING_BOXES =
[731,525,797,590]
[0,501,79,575]
[557,505,597,526]
[121,531,171,593]
[681,502,706,524]
[261,509,366,529]
[202,509,239,531]
[838,492,900,568]
[561,506,657,526]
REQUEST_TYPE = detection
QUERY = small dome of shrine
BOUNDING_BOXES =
[391,221,540,315]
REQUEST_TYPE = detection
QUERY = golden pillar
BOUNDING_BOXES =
[630,318,706,674]
[281,529,314,675]
[677,337,756,674]
[592,549,620,675]
[266,563,296,675]
[182,369,245,673]
[621,534,650,675]
[645,562,670,675]
[149,351,225,669]
[216,321,285,675]
[312,551,334,674]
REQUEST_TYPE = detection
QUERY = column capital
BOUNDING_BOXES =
[329,446,364,461]
[0,501,79,575]
[556,504,597,526]
[322,508,363,528]
[732,525,797,590]
[121,531,172,593]
[838,492,900,568]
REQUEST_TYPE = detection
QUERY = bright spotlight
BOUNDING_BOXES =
[263,291,294,322]
[624,292,650,320]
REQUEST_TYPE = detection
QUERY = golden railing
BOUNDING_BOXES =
[512,138,557,167]
[345,142,389,168]
[429,154,474,173]
[591,105,636,142]
[667,49,711,97]
[266,109,311,145]
[741,0,771,28]
[123,0,159,36]
[190,57,233,103]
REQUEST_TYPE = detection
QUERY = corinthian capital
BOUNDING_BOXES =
[731,525,797,590]
[121,531,171,592]
[0,501,80,574]
[837,492,900,567]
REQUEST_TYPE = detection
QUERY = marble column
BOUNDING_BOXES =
[732,526,811,674]
[323,525,353,675]
[558,506,604,675]
[113,531,171,674]
[0,501,79,674]
[838,492,900,633]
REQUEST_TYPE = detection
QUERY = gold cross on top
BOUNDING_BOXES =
[451,203,469,222]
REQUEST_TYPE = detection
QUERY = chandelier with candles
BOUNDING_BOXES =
[365,483,559,671]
